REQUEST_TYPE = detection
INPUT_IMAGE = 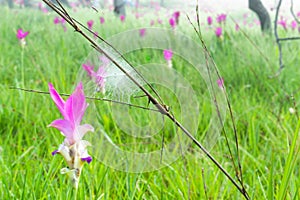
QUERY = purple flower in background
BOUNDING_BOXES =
[54,17,60,24]
[48,82,94,188]
[163,49,173,68]
[163,49,173,61]
[207,16,213,25]
[139,28,146,37]
[87,20,94,30]
[16,29,29,40]
[61,18,66,24]
[100,17,105,24]
[297,11,300,18]
[291,20,297,30]
[120,15,125,22]
[216,13,227,24]
[215,27,222,37]
[278,18,287,30]
[157,18,162,24]
[82,61,106,93]
[217,78,224,89]
[169,17,176,28]
[172,11,180,24]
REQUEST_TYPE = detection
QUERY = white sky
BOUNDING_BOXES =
[197,0,300,12]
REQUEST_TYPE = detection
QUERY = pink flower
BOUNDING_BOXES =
[216,13,227,24]
[16,29,29,40]
[172,11,180,24]
[48,82,94,146]
[120,15,125,22]
[278,17,287,30]
[169,17,176,28]
[48,82,94,188]
[297,11,300,18]
[163,49,173,61]
[54,17,60,24]
[61,18,66,24]
[139,28,146,37]
[100,17,105,24]
[82,62,106,93]
[217,78,224,89]
[157,18,162,24]
[291,20,297,30]
[87,20,94,30]
[207,16,213,25]
[215,27,222,37]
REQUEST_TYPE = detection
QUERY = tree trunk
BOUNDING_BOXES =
[6,0,14,8]
[114,0,126,16]
[249,0,271,32]
[24,0,32,7]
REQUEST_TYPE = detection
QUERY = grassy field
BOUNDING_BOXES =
[0,5,299,199]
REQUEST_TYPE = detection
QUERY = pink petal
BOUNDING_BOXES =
[48,119,74,143]
[65,82,87,126]
[82,63,95,78]
[48,83,68,119]
[76,124,94,140]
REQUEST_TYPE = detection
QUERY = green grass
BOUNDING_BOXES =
[0,5,299,199]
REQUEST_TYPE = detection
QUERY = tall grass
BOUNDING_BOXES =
[0,6,299,199]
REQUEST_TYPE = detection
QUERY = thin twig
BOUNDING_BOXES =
[187,2,249,199]
[274,0,284,73]
[290,0,300,24]
[10,87,160,113]
[278,37,300,41]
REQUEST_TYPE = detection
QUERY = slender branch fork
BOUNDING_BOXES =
[39,0,249,198]
[273,0,300,76]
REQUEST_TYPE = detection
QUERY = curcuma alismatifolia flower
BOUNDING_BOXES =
[163,49,173,68]
[16,28,29,47]
[48,82,94,188]
[82,56,108,94]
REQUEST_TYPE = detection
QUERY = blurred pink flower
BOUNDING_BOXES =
[278,17,287,30]
[100,17,105,24]
[215,27,222,37]
[172,11,180,24]
[139,28,146,37]
[82,62,106,93]
[54,17,60,24]
[16,28,29,40]
[157,18,162,24]
[120,15,125,22]
[163,49,173,61]
[61,18,66,24]
[297,11,300,18]
[169,17,176,28]
[207,16,213,25]
[291,20,297,30]
[217,78,224,89]
[87,20,94,30]
[216,13,227,24]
